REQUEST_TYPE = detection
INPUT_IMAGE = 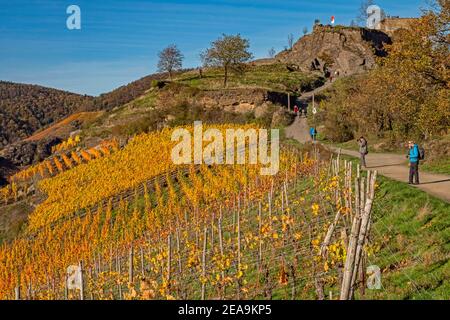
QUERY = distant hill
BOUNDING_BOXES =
[0,72,179,148]
[0,81,95,148]
[94,71,186,110]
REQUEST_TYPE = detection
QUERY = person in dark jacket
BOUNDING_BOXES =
[357,137,368,168]
[407,140,420,185]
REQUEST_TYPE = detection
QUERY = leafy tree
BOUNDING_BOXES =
[157,45,184,80]
[201,34,253,87]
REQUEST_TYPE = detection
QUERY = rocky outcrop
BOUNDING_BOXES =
[195,88,298,113]
[0,138,61,167]
[0,157,16,187]
[0,137,63,186]
[276,25,391,77]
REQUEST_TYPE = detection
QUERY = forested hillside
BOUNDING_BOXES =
[0,82,94,148]
[0,72,177,149]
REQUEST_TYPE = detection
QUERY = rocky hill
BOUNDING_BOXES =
[276,25,391,77]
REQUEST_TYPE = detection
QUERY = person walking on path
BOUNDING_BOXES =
[407,141,420,185]
[309,127,317,142]
[357,136,368,168]
[294,105,299,117]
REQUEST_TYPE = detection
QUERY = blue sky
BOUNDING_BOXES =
[0,0,425,96]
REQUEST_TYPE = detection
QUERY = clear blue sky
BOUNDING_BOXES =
[0,0,425,96]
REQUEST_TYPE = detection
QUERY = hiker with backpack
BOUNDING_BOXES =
[357,136,368,168]
[407,141,424,185]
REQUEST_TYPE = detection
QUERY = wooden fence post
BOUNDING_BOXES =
[128,245,134,284]
[140,246,145,277]
[117,254,122,300]
[237,206,241,300]
[340,171,377,300]
[79,260,84,300]
[258,202,262,270]
[349,171,377,298]
[218,215,226,299]
[64,273,68,300]
[167,235,172,283]
[201,227,208,300]
[340,178,361,300]
[176,227,182,274]
[14,285,20,300]
[288,92,291,111]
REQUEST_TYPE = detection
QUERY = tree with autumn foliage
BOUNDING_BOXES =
[320,1,449,142]
[200,34,253,87]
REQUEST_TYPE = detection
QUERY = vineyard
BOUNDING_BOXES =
[0,138,120,206]
[0,123,380,299]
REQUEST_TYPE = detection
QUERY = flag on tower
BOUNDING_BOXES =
[331,16,335,25]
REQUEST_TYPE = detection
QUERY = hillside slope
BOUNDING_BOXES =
[0,81,95,148]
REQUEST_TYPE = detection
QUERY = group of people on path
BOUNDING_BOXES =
[293,105,317,142]
[292,100,422,185]
[293,105,307,118]
[357,137,422,185]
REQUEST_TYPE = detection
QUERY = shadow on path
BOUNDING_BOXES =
[418,179,450,185]
[366,163,406,169]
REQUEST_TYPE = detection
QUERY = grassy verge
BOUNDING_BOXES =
[175,64,323,92]
[421,158,450,175]
[338,155,450,300]
[364,175,450,300]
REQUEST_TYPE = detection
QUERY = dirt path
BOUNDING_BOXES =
[285,115,450,203]
[285,116,312,143]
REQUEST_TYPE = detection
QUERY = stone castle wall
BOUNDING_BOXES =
[376,18,418,35]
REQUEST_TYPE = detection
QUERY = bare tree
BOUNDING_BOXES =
[302,27,308,36]
[157,45,184,80]
[356,0,375,25]
[201,34,253,87]
[288,33,294,50]
[268,47,276,58]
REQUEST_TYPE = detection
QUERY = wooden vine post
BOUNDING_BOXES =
[236,206,242,300]
[79,260,85,300]
[340,170,377,300]
[128,245,134,284]
[201,227,207,300]
[167,235,172,284]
